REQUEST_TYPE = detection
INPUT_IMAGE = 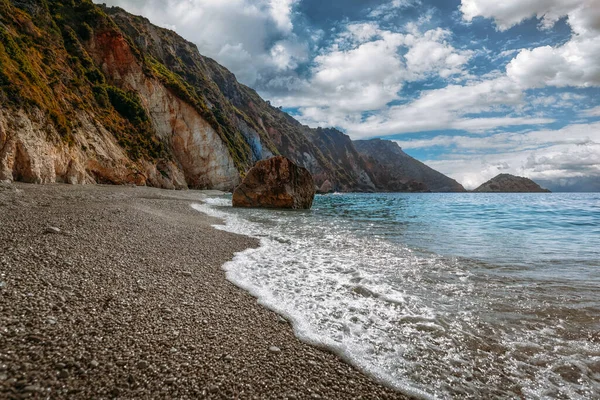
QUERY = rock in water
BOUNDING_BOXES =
[233,156,316,209]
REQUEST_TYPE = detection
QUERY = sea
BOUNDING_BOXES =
[192,192,600,399]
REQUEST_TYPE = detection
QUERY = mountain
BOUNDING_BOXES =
[473,174,551,193]
[354,139,466,192]
[0,0,461,192]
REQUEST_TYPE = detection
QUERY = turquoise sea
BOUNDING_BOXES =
[194,193,600,399]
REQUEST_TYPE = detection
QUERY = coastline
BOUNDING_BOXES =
[0,183,408,399]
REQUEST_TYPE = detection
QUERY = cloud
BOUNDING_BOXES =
[290,75,553,138]
[98,0,303,85]
[462,0,600,88]
[460,0,584,31]
[399,122,600,189]
[582,106,600,117]
[368,0,421,19]
[269,22,475,125]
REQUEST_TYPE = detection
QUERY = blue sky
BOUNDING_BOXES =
[98,0,600,190]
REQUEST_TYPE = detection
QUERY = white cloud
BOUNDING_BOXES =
[368,0,420,19]
[270,23,474,120]
[460,0,584,31]
[399,122,600,189]
[462,0,600,88]
[268,0,298,33]
[582,106,600,117]
[289,75,553,138]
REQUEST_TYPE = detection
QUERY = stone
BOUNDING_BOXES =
[269,346,281,354]
[317,179,333,194]
[58,369,69,379]
[23,385,42,393]
[232,156,315,210]
[45,226,61,234]
[136,360,149,370]
[208,385,219,393]
[90,360,99,368]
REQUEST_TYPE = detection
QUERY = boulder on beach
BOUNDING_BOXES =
[232,156,316,209]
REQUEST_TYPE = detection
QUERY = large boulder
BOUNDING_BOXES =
[232,156,316,209]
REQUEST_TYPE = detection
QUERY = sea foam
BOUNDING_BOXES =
[193,194,600,399]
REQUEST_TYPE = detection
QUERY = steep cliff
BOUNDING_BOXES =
[473,174,551,193]
[0,0,461,192]
[354,139,466,192]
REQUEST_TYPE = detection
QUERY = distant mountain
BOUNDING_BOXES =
[354,139,466,192]
[473,174,551,193]
[536,177,600,193]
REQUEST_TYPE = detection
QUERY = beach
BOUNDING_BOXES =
[0,183,406,399]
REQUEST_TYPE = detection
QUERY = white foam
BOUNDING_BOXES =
[193,200,436,399]
[191,198,600,399]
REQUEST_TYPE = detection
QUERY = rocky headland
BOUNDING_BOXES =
[473,174,551,193]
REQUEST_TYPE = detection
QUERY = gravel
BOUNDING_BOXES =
[0,183,409,399]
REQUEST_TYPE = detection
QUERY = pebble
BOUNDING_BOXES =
[23,385,42,393]
[45,226,61,234]
[224,355,233,362]
[181,271,192,276]
[269,346,282,353]
[165,377,176,385]
[136,360,149,370]
[58,369,69,379]
[208,385,219,393]
[90,360,99,368]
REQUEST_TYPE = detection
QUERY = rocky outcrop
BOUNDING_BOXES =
[354,139,466,192]
[318,180,334,194]
[473,174,551,193]
[232,156,315,209]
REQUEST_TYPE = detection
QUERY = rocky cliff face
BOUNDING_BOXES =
[354,139,466,192]
[473,174,551,193]
[0,0,462,192]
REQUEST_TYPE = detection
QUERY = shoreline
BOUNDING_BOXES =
[0,183,408,399]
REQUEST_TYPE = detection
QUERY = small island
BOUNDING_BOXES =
[473,174,551,193]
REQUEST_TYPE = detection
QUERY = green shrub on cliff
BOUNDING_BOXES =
[104,86,148,125]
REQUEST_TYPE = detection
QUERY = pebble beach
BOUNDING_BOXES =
[0,183,407,399]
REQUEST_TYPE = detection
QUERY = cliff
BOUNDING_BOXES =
[354,139,466,192]
[473,174,551,193]
[0,0,461,192]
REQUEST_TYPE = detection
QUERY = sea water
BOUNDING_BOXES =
[192,193,600,399]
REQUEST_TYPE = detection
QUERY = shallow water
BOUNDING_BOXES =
[193,193,600,399]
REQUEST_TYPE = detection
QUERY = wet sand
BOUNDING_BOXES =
[0,183,408,399]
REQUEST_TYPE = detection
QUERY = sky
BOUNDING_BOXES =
[97,0,600,191]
